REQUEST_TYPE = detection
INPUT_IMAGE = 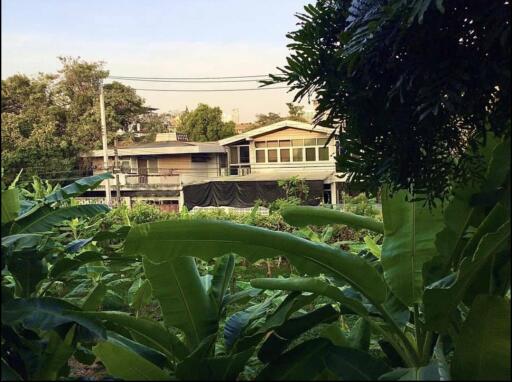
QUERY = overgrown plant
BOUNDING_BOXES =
[123,134,510,380]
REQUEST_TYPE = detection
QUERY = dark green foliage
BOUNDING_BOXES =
[177,103,235,142]
[266,0,511,204]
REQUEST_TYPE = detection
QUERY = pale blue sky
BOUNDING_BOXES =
[2,0,313,121]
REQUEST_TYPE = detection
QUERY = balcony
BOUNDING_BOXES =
[95,171,181,190]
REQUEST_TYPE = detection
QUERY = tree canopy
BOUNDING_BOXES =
[1,57,154,183]
[177,103,235,141]
[254,103,308,127]
[267,0,511,203]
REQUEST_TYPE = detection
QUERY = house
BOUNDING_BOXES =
[79,120,345,211]
[79,133,228,212]
[183,120,345,209]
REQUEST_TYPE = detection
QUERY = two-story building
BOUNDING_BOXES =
[80,120,345,211]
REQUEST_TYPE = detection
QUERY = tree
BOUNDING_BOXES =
[1,57,154,183]
[286,102,307,122]
[254,112,284,127]
[1,74,75,183]
[178,103,235,141]
[266,0,511,203]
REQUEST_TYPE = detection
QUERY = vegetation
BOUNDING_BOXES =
[266,0,511,204]
[1,57,156,183]
[1,1,510,381]
[177,103,236,142]
[254,102,308,127]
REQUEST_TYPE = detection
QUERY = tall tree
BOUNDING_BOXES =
[254,112,283,127]
[178,103,235,141]
[267,0,511,203]
[1,57,153,182]
[286,102,307,122]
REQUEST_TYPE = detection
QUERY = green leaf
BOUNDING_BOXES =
[81,282,107,311]
[258,304,339,363]
[424,221,510,332]
[1,233,46,253]
[176,348,253,381]
[33,326,76,380]
[125,220,388,306]
[2,297,106,340]
[11,204,110,234]
[363,236,381,258]
[347,318,371,351]
[209,254,235,315]
[7,251,47,297]
[1,358,22,380]
[451,295,510,380]
[93,339,169,381]
[131,279,152,313]
[256,338,390,380]
[223,288,262,306]
[76,311,188,361]
[143,255,217,348]
[251,277,368,316]
[44,173,113,204]
[1,188,20,225]
[381,189,444,305]
[49,252,104,279]
[379,361,441,380]
[281,206,384,233]
[224,296,274,350]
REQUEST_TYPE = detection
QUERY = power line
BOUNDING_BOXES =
[109,74,277,80]
[132,87,289,92]
[109,78,269,83]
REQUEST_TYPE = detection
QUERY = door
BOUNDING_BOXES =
[138,158,148,184]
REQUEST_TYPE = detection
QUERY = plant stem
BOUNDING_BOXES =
[413,304,423,358]
[374,303,422,366]
[421,330,434,364]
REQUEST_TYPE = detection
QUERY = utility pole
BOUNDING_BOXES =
[99,82,112,206]
[113,137,121,205]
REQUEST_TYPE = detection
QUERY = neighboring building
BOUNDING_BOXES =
[183,120,345,209]
[79,133,227,212]
[79,120,345,211]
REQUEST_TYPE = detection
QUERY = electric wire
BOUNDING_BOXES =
[131,87,289,92]
[109,74,278,80]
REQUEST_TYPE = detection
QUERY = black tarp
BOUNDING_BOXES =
[183,180,324,209]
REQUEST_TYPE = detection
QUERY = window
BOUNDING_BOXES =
[304,138,316,146]
[318,147,329,161]
[292,139,304,147]
[268,149,278,162]
[256,150,266,163]
[267,140,278,148]
[239,146,249,163]
[317,138,328,146]
[293,148,303,162]
[229,147,239,164]
[147,158,158,174]
[279,140,291,147]
[255,141,266,148]
[305,147,316,161]
[120,160,131,173]
[280,148,290,162]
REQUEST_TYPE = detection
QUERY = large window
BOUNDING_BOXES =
[229,144,250,175]
[254,138,330,163]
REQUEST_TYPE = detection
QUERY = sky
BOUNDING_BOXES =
[1,0,313,122]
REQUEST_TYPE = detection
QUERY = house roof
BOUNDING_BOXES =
[218,120,334,146]
[82,141,225,158]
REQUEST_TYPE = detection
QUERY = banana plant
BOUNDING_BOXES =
[1,173,116,380]
[119,134,510,380]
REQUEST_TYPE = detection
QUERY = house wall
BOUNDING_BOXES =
[225,127,336,174]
